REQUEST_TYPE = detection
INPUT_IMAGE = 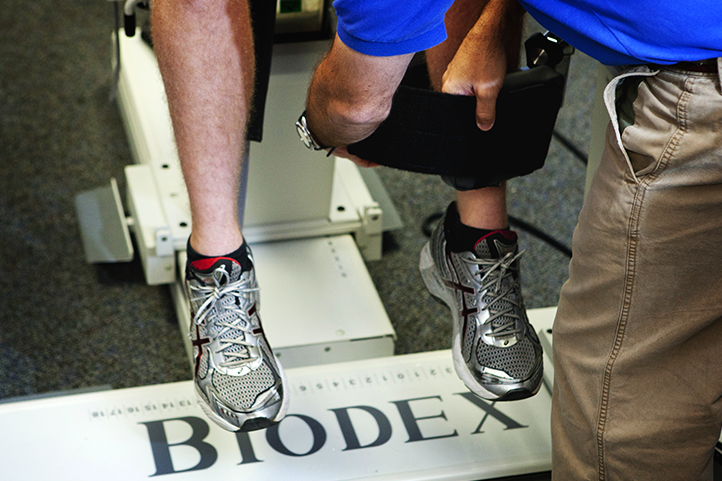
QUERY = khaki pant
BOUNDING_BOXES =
[552,61,722,480]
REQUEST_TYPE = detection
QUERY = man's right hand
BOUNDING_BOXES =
[438,0,525,131]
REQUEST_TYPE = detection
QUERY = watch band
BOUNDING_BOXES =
[295,111,326,151]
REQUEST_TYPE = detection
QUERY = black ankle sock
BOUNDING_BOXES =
[186,239,254,272]
[444,202,509,253]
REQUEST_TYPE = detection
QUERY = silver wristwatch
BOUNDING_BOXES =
[295,111,326,151]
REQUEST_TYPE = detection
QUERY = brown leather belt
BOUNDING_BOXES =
[666,59,719,73]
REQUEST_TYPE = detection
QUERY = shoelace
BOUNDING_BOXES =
[466,250,526,341]
[189,266,262,368]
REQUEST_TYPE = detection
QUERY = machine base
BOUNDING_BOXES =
[0,308,556,481]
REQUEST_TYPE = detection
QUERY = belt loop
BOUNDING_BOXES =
[718,58,722,87]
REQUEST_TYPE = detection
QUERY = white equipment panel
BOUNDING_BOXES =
[114,31,384,255]
[101,30,387,290]
[244,40,336,227]
[0,307,555,481]
[115,30,336,235]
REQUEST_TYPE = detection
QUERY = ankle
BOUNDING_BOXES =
[444,203,512,253]
[189,231,244,258]
[186,238,254,273]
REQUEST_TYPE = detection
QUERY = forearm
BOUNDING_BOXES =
[466,0,525,71]
[444,0,525,86]
[305,35,413,147]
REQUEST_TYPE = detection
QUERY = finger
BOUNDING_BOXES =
[474,83,502,131]
[441,72,499,130]
[354,158,381,168]
[330,147,380,168]
[441,70,473,97]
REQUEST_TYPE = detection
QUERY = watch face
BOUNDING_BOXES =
[295,120,313,149]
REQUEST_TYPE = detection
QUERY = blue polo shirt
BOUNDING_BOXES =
[334,0,722,65]
[333,0,454,56]
[520,0,722,65]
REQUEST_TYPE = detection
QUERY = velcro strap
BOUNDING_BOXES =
[347,66,565,188]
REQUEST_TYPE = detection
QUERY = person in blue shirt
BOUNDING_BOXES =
[302,0,546,405]
[303,0,722,479]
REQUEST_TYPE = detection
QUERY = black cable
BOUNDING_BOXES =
[109,1,121,102]
[421,212,572,258]
[552,130,588,165]
[421,211,443,237]
[508,215,572,258]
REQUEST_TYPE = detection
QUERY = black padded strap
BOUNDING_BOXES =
[347,66,565,189]
[247,0,277,143]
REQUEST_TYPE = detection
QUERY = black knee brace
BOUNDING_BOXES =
[347,33,573,191]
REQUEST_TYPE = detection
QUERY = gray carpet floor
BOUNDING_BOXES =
[0,1,595,400]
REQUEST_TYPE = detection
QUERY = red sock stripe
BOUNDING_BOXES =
[190,257,240,271]
[473,229,517,250]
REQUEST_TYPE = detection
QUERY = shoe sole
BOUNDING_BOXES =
[420,242,542,401]
[195,358,291,433]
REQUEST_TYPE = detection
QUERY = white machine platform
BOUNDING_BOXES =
[172,235,395,369]
[0,309,556,481]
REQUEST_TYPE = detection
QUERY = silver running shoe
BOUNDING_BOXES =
[420,212,543,401]
[186,250,288,431]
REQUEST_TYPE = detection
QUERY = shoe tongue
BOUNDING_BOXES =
[475,231,521,332]
[473,230,518,259]
[190,257,244,284]
[190,257,249,347]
